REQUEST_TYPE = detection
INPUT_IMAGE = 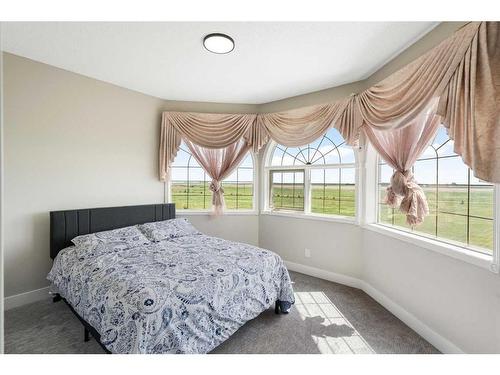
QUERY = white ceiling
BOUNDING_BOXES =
[2,22,438,104]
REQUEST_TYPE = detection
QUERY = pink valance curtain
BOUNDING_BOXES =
[256,100,351,146]
[363,99,442,225]
[184,139,251,215]
[159,112,258,181]
[159,22,499,221]
[437,22,500,183]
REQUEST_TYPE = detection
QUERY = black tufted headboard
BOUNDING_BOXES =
[49,203,176,259]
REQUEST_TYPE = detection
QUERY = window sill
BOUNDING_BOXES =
[260,210,356,224]
[177,210,258,216]
[363,223,497,273]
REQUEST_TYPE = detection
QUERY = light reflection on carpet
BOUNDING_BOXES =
[295,291,375,354]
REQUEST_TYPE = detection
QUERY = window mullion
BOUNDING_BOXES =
[304,168,311,214]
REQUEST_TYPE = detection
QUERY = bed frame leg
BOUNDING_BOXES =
[84,327,90,342]
[52,294,62,303]
[275,300,280,314]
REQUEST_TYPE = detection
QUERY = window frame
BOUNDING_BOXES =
[262,138,359,223]
[377,158,495,254]
[370,152,500,273]
[166,147,258,215]
[269,169,306,212]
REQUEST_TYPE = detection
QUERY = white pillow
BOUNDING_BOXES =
[138,218,201,242]
[71,225,150,255]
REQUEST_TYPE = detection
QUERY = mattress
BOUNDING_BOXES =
[47,233,295,354]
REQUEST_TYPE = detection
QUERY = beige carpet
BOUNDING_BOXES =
[5,271,439,354]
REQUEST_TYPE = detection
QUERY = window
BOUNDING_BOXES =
[377,126,495,254]
[266,128,356,217]
[170,142,254,211]
[270,170,305,211]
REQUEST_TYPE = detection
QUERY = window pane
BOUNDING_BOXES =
[170,166,188,181]
[413,159,437,237]
[321,149,340,165]
[340,168,356,216]
[378,163,392,207]
[171,142,254,210]
[189,167,205,182]
[378,204,393,226]
[338,145,355,164]
[437,212,467,245]
[190,181,210,210]
[236,183,253,209]
[239,154,253,168]
[379,163,393,183]
[224,193,237,210]
[469,217,494,252]
[171,182,188,210]
[174,148,191,167]
[270,171,304,211]
[238,168,253,182]
[377,125,494,254]
[270,128,355,167]
[310,168,355,217]
[222,160,254,210]
[271,147,285,166]
[469,182,494,252]
[470,184,494,219]
[438,158,468,216]
[413,159,437,185]
[223,179,254,210]
[417,185,437,237]
[311,169,340,215]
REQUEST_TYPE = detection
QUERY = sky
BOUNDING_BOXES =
[170,126,491,186]
[171,146,253,183]
[380,127,491,186]
[271,128,355,166]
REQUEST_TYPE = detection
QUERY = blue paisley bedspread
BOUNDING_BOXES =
[47,234,295,354]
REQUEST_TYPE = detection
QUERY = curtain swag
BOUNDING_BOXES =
[159,22,499,220]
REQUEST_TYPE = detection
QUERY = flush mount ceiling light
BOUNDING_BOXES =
[203,33,235,54]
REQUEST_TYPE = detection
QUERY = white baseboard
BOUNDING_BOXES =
[359,281,464,354]
[285,260,464,354]
[4,286,51,311]
[285,260,362,289]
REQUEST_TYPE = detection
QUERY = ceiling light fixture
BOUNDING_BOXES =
[203,33,235,54]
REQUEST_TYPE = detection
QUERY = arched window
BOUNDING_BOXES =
[378,126,495,254]
[170,142,254,211]
[265,128,357,217]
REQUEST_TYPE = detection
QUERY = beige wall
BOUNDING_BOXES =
[4,22,498,353]
[2,23,468,298]
[2,53,259,298]
[361,229,500,353]
[180,214,259,247]
[260,215,363,278]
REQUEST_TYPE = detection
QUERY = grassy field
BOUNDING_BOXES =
[172,181,493,253]
[172,182,253,210]
[271,184,356,216]
[379,184,494,252]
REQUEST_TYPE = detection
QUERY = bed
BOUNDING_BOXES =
[47,204,295,354]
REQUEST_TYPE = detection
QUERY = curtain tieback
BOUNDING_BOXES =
[209,180,225,216]
[209,180,224,195]
[391,170,414,195]
[385,169,429,227]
